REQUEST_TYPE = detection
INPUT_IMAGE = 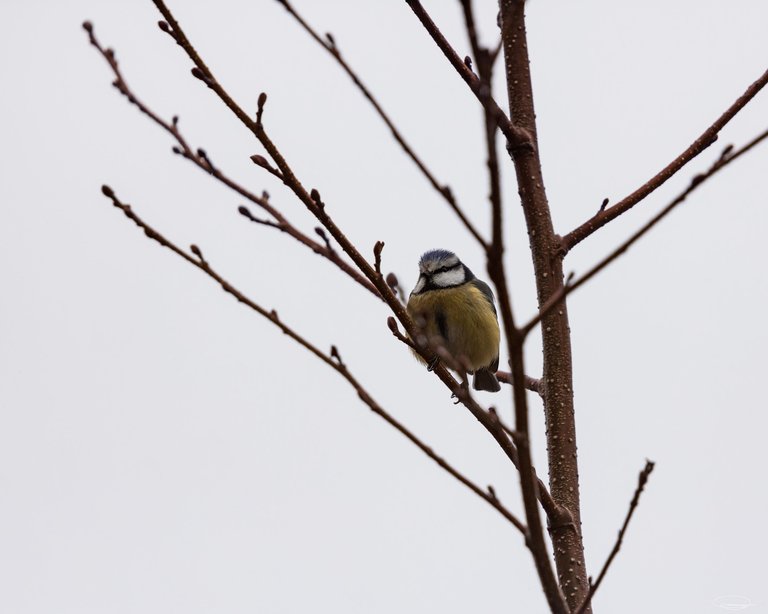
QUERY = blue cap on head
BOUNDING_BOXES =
[419,249,457,267]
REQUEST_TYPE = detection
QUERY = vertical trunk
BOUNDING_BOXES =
[498,1,591,610]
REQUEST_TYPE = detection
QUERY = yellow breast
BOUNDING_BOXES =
[407,284,500,372]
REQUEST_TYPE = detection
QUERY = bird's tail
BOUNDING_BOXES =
[473,368,500,392]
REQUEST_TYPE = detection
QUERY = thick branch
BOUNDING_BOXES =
[497,1,589,610]
[276,0,486,246]
[562,67,768,253]
[148,0,565,540]
[401,1,561,608]
[574,461,656,614]
[100,185,526,533]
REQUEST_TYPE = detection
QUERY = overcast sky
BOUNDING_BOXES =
[2,1,768,612]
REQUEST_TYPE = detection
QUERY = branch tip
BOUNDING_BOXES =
[190,66,207,83]
[310,188,324,209]
[189,244,207,265]
[720,143,734,160]
[373,240,385,274]
[82,20,93,33]
[330,345,345,366]
[256,92,268,124]
[100,184,114,198]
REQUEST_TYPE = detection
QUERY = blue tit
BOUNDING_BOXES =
[407,249,501,392]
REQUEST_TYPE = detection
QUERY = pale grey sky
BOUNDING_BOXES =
[2,1,768,612]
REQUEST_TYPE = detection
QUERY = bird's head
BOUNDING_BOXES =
[411,249,473,295]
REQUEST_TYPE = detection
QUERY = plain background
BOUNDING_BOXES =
[2,1,767,612]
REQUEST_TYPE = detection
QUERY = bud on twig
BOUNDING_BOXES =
[310,188,324,209]
[256,92,268,125]
[373,240,385,274]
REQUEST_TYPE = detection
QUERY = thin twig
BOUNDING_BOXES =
[574,460,656,614]
[405,0,534,153]
[146,1,565,539]
[83,21,379,299]
[100,185,526,534]
[521,128,768,336]
[275,0,486,246]
[458,0,504,258]
[496,371,542,397]
[561,67,768,253]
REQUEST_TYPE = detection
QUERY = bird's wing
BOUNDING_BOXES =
[470,279,497,316]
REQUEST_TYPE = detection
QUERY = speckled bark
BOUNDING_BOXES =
[498,1,591,611]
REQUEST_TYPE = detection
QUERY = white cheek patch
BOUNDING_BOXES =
[411,276,426,295]
[433,268,465,288]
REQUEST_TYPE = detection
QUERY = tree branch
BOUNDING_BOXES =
[459,0,504,258]
[496,371,542,397]
[404,0,534,153]
[100,185,526,534]
[147,1,568,545]
[574,460,656,614]
[495,1,588,610]
[521,128,768,336]
[275,0,486,247]
[561,67,768,253]
[83,21,380,299]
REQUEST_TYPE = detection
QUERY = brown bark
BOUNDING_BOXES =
[498,1,591,610]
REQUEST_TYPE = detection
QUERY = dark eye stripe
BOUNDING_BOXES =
[433,264,458,275]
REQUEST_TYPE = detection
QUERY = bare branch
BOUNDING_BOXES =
[495,1,586,609]
[100,185,526,534]
[275,0,486,246]
[496,371,542,397]
[405,0,534,154]
[458,0,504,261]
[562,67,768,253]
[83,21,379,298]
[142,1,566,550]
[522,128,768,336]
[574,460,656,614]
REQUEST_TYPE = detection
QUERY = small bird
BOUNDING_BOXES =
[407,249,501,392]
